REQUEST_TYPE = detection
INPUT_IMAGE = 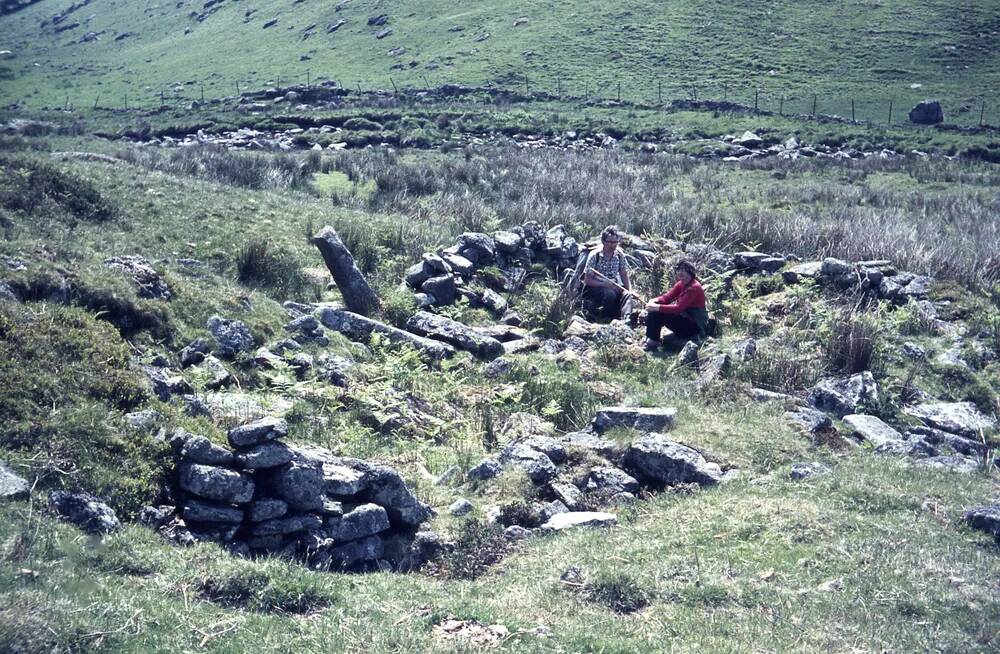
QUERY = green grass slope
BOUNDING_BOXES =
[1,0,999,123]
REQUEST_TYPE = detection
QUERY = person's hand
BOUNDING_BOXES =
[645,301,660,312]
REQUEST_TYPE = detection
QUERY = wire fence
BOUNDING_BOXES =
[56,71,1000,130]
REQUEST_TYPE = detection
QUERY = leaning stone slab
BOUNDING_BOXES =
[903,402,996,438]
[179,463,255,504]
[316,307,455,360]
[227,417,288,448]
[624,434,722,486]
[593,407,676,433]
[312,226,380,316]
[843,414,905,448]
[339,459,434,527]
[0,460,29,500]
[914,456,979,474]
[540,511,617,533]
[405,310,503,359]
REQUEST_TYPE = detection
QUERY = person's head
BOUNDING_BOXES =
[674,260,697,284]
[601,225,622,253]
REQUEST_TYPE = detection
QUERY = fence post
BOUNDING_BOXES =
[617,81,621,102]
[94,94,100,109]
[160,90,165,107]
[200,84,205,102]
[693,86,697,101]
[812,93,817,116]
[356,81,362,94]
[306,70,311,88]
[276,77,280,89]
[657,80,662,103]
[888,99,893,125]
[851,99,855,122]
[980,100,986,126]
[390,77,398,94]
[723,85,727,100]
[422,75,431,90]
[754,88,758,111]
[779,95,784,116]
[557,78,561,98]
[524,76,529,96]
[236,81,240,96]
[124,92,128,110]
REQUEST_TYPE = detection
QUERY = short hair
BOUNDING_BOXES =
[674,259,697,279]
[601,225,622,243]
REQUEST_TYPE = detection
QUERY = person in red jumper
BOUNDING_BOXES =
[643,260,709,351]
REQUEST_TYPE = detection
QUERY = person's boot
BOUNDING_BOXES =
[643,338,660,352]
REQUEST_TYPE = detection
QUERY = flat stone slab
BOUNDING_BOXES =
[179,463,255,504]
[541,511,617,532]
[559,431,616,458]
[965,505,1000,540]
[0,460,29,500]
[227,417,288,449]
[405,310,503,359]
[903,402,996,438]
[843,414,904,448]
[593,407,676,433]
[317,307,455,360]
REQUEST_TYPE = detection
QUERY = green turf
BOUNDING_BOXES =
[2,0,999,124]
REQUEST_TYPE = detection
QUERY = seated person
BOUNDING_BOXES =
[644,260,709,351]
[582,225,633,321]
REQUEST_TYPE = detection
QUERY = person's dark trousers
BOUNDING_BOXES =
[646,311,699,341]
[582,286,623,321]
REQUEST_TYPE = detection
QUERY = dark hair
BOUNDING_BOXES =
[601,225,622,243]
[674,260,697,280]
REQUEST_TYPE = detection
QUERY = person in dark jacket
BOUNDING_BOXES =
[644,260,709,351]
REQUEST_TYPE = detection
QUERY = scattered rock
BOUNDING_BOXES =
[406,311,502,359]
[317,307,455,360]
[842,414,904,448]
[540,511,617,532]
[449,498,473,516]
[178,463,255,504]
[790,462,831,480]
[809,372,878,418]
[908,100,943,125]
[47,490,119,534]
[903,402,996,438]
[467,458,502,482]
[964,505,1000,542]
[207,316,254,358]
[785,407,833,434]
[227,417,288,448]
[103,255,170,299]
[624,434,722,486]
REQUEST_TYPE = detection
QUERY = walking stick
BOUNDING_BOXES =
[589,269,647,303]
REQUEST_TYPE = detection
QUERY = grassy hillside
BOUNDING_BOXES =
[2,0,1000,124]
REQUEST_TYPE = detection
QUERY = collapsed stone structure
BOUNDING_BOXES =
[142,417,440,571]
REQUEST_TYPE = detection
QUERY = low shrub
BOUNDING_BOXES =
[198,566,335,614]
[235,237,316,300]
[437,518,509,581]
[824,308,883,374]
[0,155,116,225]
[584,572,652,614]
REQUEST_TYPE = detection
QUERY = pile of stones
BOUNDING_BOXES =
[144,416,440,571]
[464,406,726,538]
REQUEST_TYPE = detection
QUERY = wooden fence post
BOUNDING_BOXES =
[94,94,100,109]
[524,76,529,96]
[306,70,311,87]
[617,81,621,102]
[557,78,561,98]
[200,84,205,102]
[779,95,784,116]
[160,90,165,107]
[754,88,759,111]
[236,81,240,96]
[851,99,855,122]
[657,80,662,103]
[812,93,817,116]
[980,100,986,126]
[888,99,893,125]
[390,77,398,94]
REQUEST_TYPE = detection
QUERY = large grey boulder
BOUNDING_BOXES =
[540,511,617,532]
[903,402,996,438]
[455,232,495,265]
[207,316,254,358]
[809,372,878,418]
[316,307,455,360]
[421,274,457,305]
[48,491,120,534]
[585,466,639,495]
[0,461,29,500]
[843,414,905,448]
[504,435,566,464]
[467,458,502,481]
[908,100,943,125]
[326,503,390,542]
[228,417,288,448]
[593,407,676,433]
[624,434,722,486]
[790,462,831,480]
[405,311,503,359]
[312,226,380,316]
[343,460,433,527]
[179,463,255,504]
